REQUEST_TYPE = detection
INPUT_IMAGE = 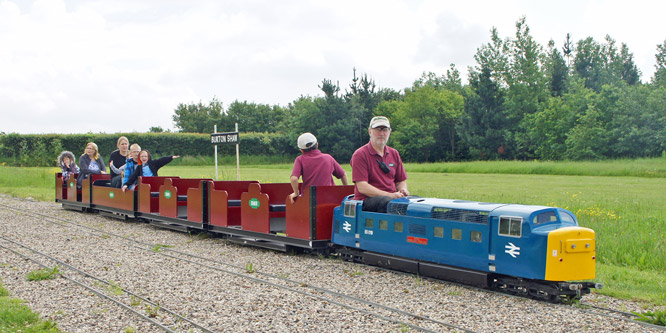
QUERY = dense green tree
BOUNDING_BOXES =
[606,84,666,157]
[619,43,640,85]
[546,40,569,96]
[461,65,508,159]
[573,37,603,91]
[473,27,510,86]
[345,68,380,112]
[390,120,437,162]
[574,35,641,91]
[412,65,463,92]
[286,79,357,160]
[172,98,223,133]
[345,69,385,146]
[524,80,595,159]
[317,79,358,160]
[653,39,666,87]
[166,16,661,163]
[565,105,609,159]
[467,17,553,159]
[225,101,285,133]
[389,84,463,161]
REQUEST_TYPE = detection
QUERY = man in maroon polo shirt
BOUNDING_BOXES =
[289,132,349,203]
[350,116,409,212]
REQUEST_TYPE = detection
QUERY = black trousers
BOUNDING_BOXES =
[362,196,393,213]
[110,175,123,188]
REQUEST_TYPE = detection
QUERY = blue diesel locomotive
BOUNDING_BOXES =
[56,173,601,302]
[332,196,601,301]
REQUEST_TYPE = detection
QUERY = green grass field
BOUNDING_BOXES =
[1,158,665,305]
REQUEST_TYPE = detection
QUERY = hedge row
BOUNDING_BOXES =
[0,132,299,167]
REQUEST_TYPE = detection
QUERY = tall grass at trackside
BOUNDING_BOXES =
[405,157,666,178]
[169,154,294,167]
[1,160,665,304]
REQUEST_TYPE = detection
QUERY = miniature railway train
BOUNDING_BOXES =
[55,173,602,302]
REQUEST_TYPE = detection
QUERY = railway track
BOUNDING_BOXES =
[0,202,471,332]
[0,199,662,332]
[0,234,213,333]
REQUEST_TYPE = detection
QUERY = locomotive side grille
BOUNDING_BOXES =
[431,208,488,224]
[387,202,408,215]
[409,223,426,235]
[334,219,340,234]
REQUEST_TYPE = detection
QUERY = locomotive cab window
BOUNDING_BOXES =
[470,231,482,243]
[499,216,522,237]
[560,211,576,223]
[533,211,557,225]
[344,201,356,217]
[394,221,403,233]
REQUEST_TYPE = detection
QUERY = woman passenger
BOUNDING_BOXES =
[109,136,129,188]
[77,142,106,188]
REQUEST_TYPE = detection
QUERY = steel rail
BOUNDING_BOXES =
[0,236,176,333]
[1,202,473,332]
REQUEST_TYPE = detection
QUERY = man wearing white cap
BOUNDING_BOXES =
[289,132,349,203]
[350,116,409,212]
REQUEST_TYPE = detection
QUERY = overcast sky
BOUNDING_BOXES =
[1,0,664,134]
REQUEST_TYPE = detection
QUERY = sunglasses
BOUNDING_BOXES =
[376,159,390,174]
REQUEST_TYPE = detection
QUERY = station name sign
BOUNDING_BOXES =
[210,132,239,144]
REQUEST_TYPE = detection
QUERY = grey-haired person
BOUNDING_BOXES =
[350,116,409,213]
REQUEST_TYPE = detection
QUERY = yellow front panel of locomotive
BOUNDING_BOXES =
[545,227,596,281]
[565,238,596,253]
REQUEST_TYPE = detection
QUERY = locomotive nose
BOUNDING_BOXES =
[544,226,597,281]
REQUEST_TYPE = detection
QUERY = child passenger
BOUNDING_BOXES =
[57,151,80,182]
[121,150,179,192]
[115,143,141,189]
[288,132,348,203]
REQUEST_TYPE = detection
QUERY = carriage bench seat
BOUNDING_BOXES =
[269,204,286,212]
[240,182,294,234]
[93,179,111,187]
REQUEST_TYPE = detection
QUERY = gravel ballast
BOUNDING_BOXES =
[0,195,662,332]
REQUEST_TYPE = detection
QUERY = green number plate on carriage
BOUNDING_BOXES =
[249,198,260,209]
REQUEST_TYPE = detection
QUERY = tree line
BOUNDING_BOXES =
[172,17,666,163]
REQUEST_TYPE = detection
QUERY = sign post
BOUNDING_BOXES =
[235,123,240,180]
[214,125,218,179]
[211,125,240,180]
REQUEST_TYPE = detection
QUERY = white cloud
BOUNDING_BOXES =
[0,0,664,134]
